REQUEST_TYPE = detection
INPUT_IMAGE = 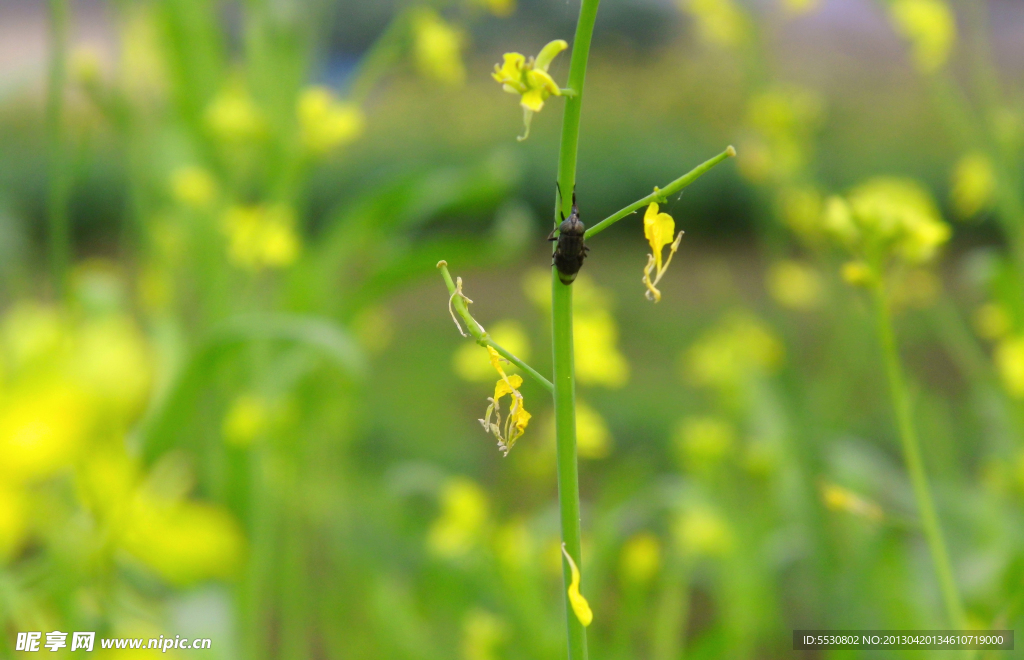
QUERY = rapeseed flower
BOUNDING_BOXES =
[492,40,568,140]
[297,86,364,156]
[683,312,784,393]
[427,477,489,558]
[221,204,300,271]
[642,201,683,302]
[679,0,751,48]
[888,0,956,73]
[675,415,735,470]
[412,9,466,86]
[170,166,217,210]
[950,152,996,219]
[205,84,266,143]
[767,260,822,310]
[479,348,531,455]
[619,533,661,585]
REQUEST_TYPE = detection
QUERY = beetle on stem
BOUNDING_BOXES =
[549,184,589,285]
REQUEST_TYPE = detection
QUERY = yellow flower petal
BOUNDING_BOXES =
[561,544,593,627]
[535,39,568,71]
[492,53,525,86]
[494,374,523,400]
[643,203,676,271]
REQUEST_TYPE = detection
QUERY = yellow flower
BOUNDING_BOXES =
[72,315,153,417]
[461,609,507,660]
[994,336,1024,399]
[492,40,568,140]
[950,152,996,219]
[454,320,530,382]
[297,86,365,156]
[973,303,1012,341]
[222,395,270,447]
[170,166,217,210]
[561,543,593,627]
[575,399,612,459]
[888,0,956,73]
[480,371,531,456]
[427,477,489,558]
[821,484,883,521]
[221,204,300,271]
[675,416,735,470]
[682,312,784,392]
[0,384,90,483]
[674,506,733,558]
[679,0,751,48]
[642,201,683,302]
[205,84,266,143]
[767,260,822,310]
[619,533,661,585]
[840,260,874,287]
[412,9,466,86]
[574,310,629,388]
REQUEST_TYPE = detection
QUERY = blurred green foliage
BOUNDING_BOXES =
[0,0,1023,658]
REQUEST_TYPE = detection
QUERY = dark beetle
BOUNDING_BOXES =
[548,185,589,285]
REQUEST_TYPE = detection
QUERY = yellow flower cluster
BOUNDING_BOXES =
[888,0,956,74]
[478,347,532,455]
[950,151,996,219]
[642,201,683,302]
[824,177,951,273]
[412,9,466,86]
[221,204,301,271]
[492,40,568,140]
[297,86,365,156]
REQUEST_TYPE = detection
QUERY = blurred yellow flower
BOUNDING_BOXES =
[679,0,751,48]
[575,399,613,459]
[619,532,661,585]
[683,313,784,391]
[950,152,996,219]
[642,201,683,302]
[767,260,822,310]
[675,416,735,470]
[994,336,1024,399]
[575,310,629,388]
[888,0,956,73]
[205,84,266,143]
[297,86,365,156]
[428,477,489,558]
[0,485,27,561]
[222,395,270,448]
[412,9,466,86]
[494,519,535,571]
[454,320,530,382]
[170,166,217,210]
[123,494,245,585]
[973,303,1012,341]
[776,186,824,243]
[2,303,65,369]
[674,506,732,558]
[821,483,883,521]
[470,0,516,17]
[461,609,507,660]
[221,204,300,271]
[492,40,568,140]
[561,543,593,627]
[72,316,153,417]
[840,260,875,287]
[0,385,89,483]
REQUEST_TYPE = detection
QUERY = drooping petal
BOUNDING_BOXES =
[561,544,593,627]
[643,203,676,271]
[535,39,569,71]
[493,374,523,400]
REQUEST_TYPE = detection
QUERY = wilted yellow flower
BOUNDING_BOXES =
[679,0,751,48]
[767,260,822,310]
[170,166,217,210]
[950,152,996,219]
[888,0,956,73]
[973,303,1012,341]
[461,609,507,660]
[205,84,266,143]
[575,400,613,459]
[412,9,466,86]
[561,543,593,627]
[683,313,784,391]
[994,336,1024,399]
[297,86,364,156]
[428,477,489,558]
[222,395,270,447]
[825,178,951,267]
[619,533,661,585]
[492,39,568,140]
[221,204,300,271]
[674,506,732,558]
[479,367,531,456]
[454,320,530,382]
[642,201,684,302]
[821,483,883,521]
[123,494,245,585]
[675,416,735,469]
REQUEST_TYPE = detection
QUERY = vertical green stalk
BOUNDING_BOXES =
[872,282,965,628]
[552,2,600,659]
[46,0,71,297]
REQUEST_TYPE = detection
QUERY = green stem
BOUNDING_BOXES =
[46,0,71,297]
[553,2,601,659]
[437,261,553,393]
[584,146,736,240]
[872,282,965,628]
